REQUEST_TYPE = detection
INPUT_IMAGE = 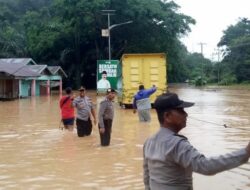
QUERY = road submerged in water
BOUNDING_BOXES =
[0,86,249,190]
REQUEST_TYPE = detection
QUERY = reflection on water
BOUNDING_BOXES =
[0,87,249,190]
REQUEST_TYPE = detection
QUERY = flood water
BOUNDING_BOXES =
[0,85,250,190]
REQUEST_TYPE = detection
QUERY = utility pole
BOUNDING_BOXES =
[198,42,206,85]
[101,10,132,61]
[214,48,221,84]
[102,10,116,60]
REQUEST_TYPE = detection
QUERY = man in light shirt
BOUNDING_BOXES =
[143,92,250,190]
[97,71,111,90]
[73,86,97,137]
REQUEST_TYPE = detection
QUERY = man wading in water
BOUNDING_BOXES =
[59,87,75,131]
[133,84,157,122]
[98,88,116,146]
[73,87,97,137]
[143,92,250,190]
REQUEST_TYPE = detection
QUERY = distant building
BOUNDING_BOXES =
[0,58,67,100]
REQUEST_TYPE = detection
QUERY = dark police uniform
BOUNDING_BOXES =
[98,97,114,146]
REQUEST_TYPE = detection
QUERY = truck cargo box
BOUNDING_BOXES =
[117,53,167,107]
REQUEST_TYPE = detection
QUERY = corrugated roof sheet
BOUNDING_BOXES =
[0,58,39,77]
[47,66,67,77]
[28,65,48,74]
[0,58,36,66]
[0,62,24,74]
[47,66,60,74]
[0,58,67,78]
[14,66,41,77]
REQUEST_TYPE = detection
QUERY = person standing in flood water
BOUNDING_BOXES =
[98,88,116,146]
[133,84,157,122]
[59,87,75,131]
[143,92,250,190]
[73,87,97,137]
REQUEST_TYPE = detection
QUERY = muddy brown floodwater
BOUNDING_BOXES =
[0,85,249,190]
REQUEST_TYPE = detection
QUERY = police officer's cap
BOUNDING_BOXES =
[106,88,116,93]
[154,92,194,111]
[78,86,85,91]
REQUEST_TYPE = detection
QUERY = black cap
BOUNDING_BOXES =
[106,88,116,93]
[154,92,194,110]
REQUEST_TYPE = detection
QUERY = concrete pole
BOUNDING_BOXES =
[19,79,22,98]
[59,79,63,95]
[31,79,36,96]
[46,80,50,96]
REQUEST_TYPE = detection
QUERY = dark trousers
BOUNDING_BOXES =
[99,119,112,146]
[76,118,92,137]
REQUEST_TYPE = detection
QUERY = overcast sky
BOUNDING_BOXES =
[174,0,250,60]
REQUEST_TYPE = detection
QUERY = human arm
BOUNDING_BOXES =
[172,139,250,175]
[98,102,106,129]
[143,144,151,190]
[72,98,77,108]
[145,85,157,96]
[90,108,97,125]
[70,94,75,108]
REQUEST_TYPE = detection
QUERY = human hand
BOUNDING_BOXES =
[71,94,76,100]
[93,119,97,125]
[99,128,105,134]
[133,109,136,114]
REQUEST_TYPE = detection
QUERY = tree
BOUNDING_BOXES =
[0,0,195,87]
[218,18,250,83]
[182,52,213,84]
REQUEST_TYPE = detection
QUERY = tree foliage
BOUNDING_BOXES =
[218,18,250,83]
[0,0,196,87]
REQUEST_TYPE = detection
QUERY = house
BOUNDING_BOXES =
[0,58,67,100]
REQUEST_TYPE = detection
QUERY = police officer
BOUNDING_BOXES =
[73,86,97,137]
[143,92,250,190]
[98,88,116,146]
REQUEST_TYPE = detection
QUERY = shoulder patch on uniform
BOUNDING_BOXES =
[174,134,188,140]
[87,98,93,103]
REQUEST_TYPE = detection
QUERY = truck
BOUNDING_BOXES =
[117,53,167,108]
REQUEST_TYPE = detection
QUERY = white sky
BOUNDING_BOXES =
[174,0,250,61]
